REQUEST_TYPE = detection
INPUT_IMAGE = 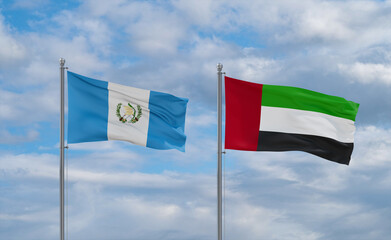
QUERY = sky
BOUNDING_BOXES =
[1,0,391,239]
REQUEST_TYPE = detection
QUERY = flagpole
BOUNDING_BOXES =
[59,58,66,240]
[217,63,223,240]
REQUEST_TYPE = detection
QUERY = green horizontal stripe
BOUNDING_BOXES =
[262,85,359,121]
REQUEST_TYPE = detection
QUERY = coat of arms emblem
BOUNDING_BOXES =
[116,103,142,123]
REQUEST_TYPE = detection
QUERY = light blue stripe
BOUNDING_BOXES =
[146,91,188,152]
[67,71,108,143]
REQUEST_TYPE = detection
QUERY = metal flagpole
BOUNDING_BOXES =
[59,58,66,240]
[217,63,223,240]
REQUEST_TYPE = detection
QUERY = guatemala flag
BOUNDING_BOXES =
[67,71,188,152]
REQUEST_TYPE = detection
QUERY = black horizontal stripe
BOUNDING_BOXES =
[257,131,354,165]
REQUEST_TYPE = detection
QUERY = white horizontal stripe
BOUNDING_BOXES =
[260,106,356,143]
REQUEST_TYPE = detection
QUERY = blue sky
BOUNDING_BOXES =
[1,0,391,239]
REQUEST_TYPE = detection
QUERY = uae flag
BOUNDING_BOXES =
[224,76,359,165]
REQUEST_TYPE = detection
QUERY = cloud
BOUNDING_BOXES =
[187,112,216,128]
[69,0,189,56]
[126,9,187,56]
[0,15,25,65]
[272,0,354,43]
[1,0,389,127]
[0,88,58,125]
[241,0,390,48]
[10,0,50,9]
[225,201,324,240]
[51,10,114,57]
[0,150,216,239]
[0,153,58,179]
[339,62,391,85]
[352,125,391,168]
[2,122,391,240]
[0,129,39,144]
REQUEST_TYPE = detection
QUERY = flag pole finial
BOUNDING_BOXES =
[217,63,223,72]
[59,58,66,66]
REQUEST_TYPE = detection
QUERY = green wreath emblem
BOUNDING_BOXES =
[116,103,142,123]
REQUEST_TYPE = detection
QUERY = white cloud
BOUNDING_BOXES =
[173,0,217,26]
[127,13,187,56]
[227,203,323,240]
[0,16,25,65]
[24,34,110,80]
[352,126,391,168]
[172,0,241,31]
[0,151,200,188]
[177,0,389,50]
[0,209,56,223]
[187,112,216,128]
[10,0,50,9]
[272,1,354,43]
[52,10,114,56]
[74,0,189,56]
[0,153,58,179]
[69,170,188,188]
[0,88,58,125]
[223,55,281,83]
[3,132,391,240]
[0,129,39,144]
[339,62,391,85]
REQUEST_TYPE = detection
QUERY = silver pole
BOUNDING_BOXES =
[217,63,223,240]
[59,58,66,240]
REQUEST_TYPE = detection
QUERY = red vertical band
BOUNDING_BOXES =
[225,76,263,151]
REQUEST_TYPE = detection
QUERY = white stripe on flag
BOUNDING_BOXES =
[107,82,150,146]
[260,106,356,143]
